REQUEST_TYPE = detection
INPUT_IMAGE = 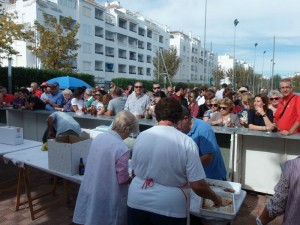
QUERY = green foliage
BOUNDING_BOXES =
[0,67,94,93]
[27,13,80,72]
[212,68,225,88]
[292,75,300,92]
[0,12,33,58]
[152,48,180,83]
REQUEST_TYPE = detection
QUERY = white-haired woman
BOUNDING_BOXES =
[55,89,74,112]
[73,111,139,225]
[268,90,282,115]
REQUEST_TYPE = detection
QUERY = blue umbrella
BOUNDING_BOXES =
[47,76,92,89]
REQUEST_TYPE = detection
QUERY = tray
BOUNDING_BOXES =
[200,191,236,220]
[205,178,241,197]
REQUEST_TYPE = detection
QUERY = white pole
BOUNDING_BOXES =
[8,57,12,94]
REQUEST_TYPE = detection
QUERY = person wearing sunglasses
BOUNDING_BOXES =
[203,97,219,121]
[152,82,161,93]
[124,81,150,119]
[207,97,240,127]
[268,90,282,115]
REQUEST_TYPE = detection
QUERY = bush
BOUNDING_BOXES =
[0,67,95,92]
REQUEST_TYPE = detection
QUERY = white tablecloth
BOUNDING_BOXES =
[3,146,83,184]
[0,140,42,156]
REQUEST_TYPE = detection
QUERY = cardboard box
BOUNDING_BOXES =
[48,133,92,175]
[0,126,24,145]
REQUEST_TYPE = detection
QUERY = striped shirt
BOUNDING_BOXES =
[124,92,150,115]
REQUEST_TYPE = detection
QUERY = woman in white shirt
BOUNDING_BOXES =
[71,87,85,112]
[128,97,221,225]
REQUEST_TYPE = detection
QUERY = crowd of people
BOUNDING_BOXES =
[1,78,299,225]
[1,79,299,136]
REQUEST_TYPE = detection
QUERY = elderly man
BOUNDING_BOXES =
[166,86,174,97]
[177,107,227,180]
[31,82,43,98]
[84,88,94,107]
[45,84,64,111]
[172,82,188,108]
[274,78,300,135]
[0,86,14,107]
[124,81,150,118]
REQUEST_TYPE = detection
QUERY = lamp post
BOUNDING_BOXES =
[252,43,258,93]
[203,0,207,85]
[233,19,239,90]
[261,50,266,91]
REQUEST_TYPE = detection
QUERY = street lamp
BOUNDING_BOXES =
[260,50,266,91]
[203,0,207,85]
[252,43,258,93]
[233,19,239,90]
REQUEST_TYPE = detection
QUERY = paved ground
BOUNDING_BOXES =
[0,162,283,225]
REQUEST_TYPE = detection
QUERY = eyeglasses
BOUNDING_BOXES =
[220,106,227,110]
[153,87,160,90]
[280,86,291,90]
[211,104,219,107]
[270,97,279,101]
[135,86,143,89]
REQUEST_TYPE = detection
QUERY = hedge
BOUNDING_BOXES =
[0,67,95,92]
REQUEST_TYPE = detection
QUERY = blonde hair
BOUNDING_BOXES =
[241,92,254,109]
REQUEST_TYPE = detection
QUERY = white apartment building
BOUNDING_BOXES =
[169,31,218,85]
[2,0,170,84]
[218,54,252,72]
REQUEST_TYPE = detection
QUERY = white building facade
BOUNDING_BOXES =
[169,31,218,85]
[2,0,170,84]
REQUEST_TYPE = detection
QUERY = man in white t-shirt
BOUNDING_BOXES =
[127,97,221,224]
[215,83,227,100]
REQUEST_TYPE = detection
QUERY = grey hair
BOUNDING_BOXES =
[268,90,282,98]
[85,88,92,96]
[112,110,139,134]
[62,88,73,95]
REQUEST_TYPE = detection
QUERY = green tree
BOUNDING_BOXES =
[153,48,180,83]
[212,68,225,88]
[0,12,33,59]
[28,13,80,72]
[292,75,300,92]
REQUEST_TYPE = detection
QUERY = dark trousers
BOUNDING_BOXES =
[128,207,186,225]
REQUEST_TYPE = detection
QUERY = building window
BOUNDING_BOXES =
[118,17,127,29]
[59,16,76,30]
[82,42,92,53]
[95,61,103,71]
[95,26,104,37]
[82,24,92,36]
[95,8,104,20]
[58,0,76,9]
[83,61,91,71]
[83,6,91,17]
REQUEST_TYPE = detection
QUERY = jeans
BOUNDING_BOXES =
[128,207,186,225]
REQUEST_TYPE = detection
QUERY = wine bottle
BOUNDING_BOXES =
[79,157,85,175]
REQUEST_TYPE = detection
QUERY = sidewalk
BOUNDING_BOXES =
[0,163,283,225]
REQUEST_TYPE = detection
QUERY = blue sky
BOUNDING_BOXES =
[99,0,300,77]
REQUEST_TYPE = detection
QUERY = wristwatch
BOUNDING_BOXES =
[256,217,263,225]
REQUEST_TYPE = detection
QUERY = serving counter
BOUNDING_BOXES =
[1,108,300,193]
[234,129,300,194]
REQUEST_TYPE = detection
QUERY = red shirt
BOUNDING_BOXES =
[274,93,300,133]
[3,94,14,104]
[33,89,43,98]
